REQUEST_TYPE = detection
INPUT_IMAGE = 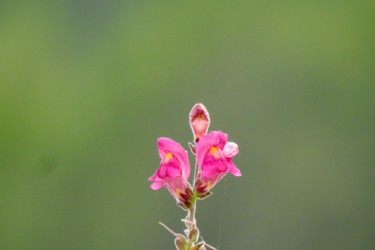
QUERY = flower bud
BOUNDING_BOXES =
[188,225,199,243]
[189,103,210,143]
[175,234,189,250]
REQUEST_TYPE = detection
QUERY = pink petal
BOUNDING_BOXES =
[163,161,183,178]
[210,131,228,149]
[157,137,176,158]
[150,181,164,190]
[223,142,239,158]
[227,161,242,176]
[157,137,190,179]
[148,172,157,181]
[196,131,228,168]
[189,103,210,123]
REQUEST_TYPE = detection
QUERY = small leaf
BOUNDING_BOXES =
[188,142,196,154]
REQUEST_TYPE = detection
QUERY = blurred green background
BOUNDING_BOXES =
[0,1,374,249]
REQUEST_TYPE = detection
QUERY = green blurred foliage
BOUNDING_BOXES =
[0,1,374,249]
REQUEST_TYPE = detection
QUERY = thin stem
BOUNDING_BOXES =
[188,205,196,225]
[188,160,217,250]
[186,202,197,249]
[158,221,177,237]
[190,161,198,226]
[193,160,199,184]
[187,161,198,247]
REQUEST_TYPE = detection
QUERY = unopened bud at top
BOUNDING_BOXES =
[189,103,210,143]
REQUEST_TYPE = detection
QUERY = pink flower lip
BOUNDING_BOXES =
[189,103,210,143]
[195,131,241,193]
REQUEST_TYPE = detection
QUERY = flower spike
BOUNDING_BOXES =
[148,103,242,249]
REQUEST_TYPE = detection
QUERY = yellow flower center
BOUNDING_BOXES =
[165,152,173,162]
[209,146,220,159]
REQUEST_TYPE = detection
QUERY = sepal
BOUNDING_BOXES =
[191,243,205,250]
[176,187,194,210]
[196,191,212,200]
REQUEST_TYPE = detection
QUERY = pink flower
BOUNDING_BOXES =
[189,103,210,143]
[148,137,193,209]
[195,131,241,194]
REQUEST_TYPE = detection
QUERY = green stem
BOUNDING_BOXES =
[190,161,198,230]
[193,159,199,184]
[189,203,196,225]
[186,161,198,248]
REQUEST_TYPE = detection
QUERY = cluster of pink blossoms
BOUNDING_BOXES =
[148,103,241,210]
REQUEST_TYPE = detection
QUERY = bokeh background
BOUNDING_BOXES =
[1,1,374,249]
